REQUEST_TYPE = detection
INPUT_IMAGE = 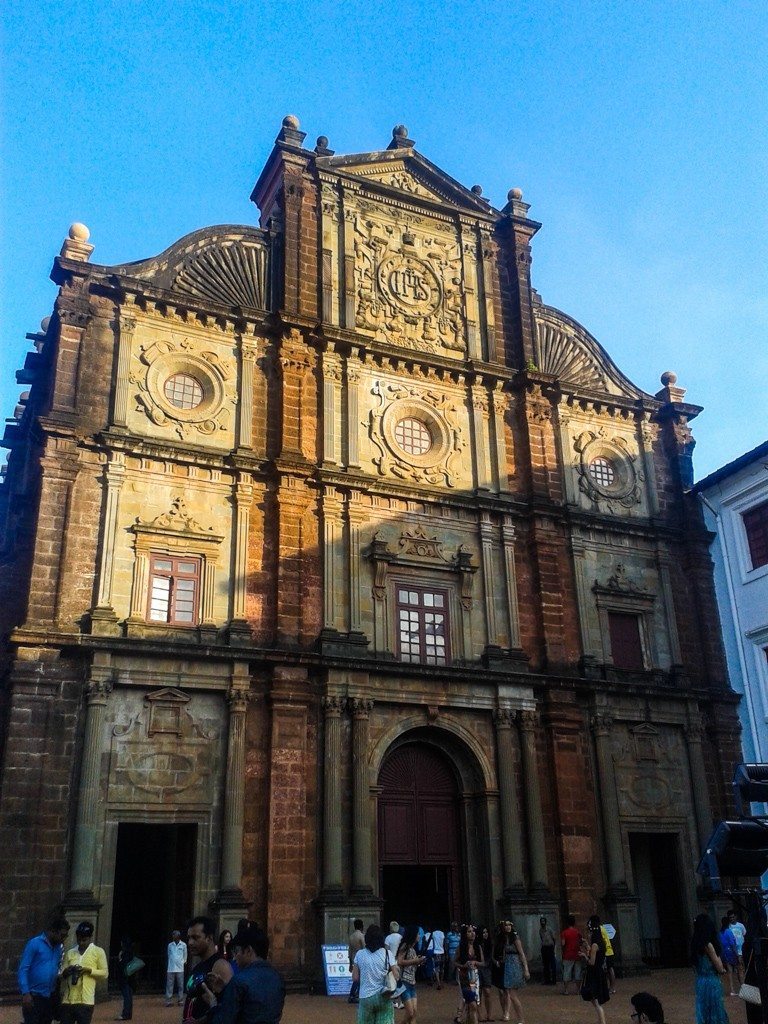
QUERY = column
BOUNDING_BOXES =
[112,314,136,428]
[471,385,493,491]
[92,453,125,620]
[346,363,361,468]
[220,674,250,893]
[350,697,374,893]
[322,695,346,891]
[501,517,521,649]
[322,352,343,465]
[493,708,525,895]
[479,513,498,648]
[685,710,714,850]
[237,337,257,450]
[491,387,510,492]
[348,496,368,636]
[230,473,252,626]
[591,713,628,892]
[518,709,549,892]
[70,669,112,894]
[322,488,344,631]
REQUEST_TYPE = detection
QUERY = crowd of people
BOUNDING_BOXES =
[346,914,635,1024]
[17,913,285,1024]
[16,904,755,1024]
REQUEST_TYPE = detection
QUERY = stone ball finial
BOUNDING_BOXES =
[316,135,329,148]
[40,316,51,333]
[508,188,523,202]
[660,370,678,386]
[393,124,409,139]
[282,114,300,130]
[69,222,90,242]
[471,185,483,195]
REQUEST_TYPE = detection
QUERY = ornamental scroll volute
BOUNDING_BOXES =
[353,209,468,357]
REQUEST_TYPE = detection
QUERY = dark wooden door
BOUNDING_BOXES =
[378,744,462,920]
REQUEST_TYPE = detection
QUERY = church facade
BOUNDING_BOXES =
[0,117,740,987]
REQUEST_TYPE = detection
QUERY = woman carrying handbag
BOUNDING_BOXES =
[351,924,399,1024]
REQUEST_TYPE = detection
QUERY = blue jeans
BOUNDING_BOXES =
[119,980,133,1019]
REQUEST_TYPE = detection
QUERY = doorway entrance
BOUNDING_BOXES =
[378,743,462,928]
[629,832,688,966]
[110,823,197,988]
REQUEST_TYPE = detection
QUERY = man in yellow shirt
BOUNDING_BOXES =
[60,922,108,1024]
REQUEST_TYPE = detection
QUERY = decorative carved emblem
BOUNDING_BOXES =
[354,216,466,355]
[398,525,447,560]
[136,496,215,535]
[132,336,234,440]
[367,380,465,487]
[604,563,646,595]
[535,319,606,390]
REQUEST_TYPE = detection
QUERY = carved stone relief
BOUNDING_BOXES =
[171,240,268,311]
[573,428,643,512]
[131,333,236,443]
[107,687,222,806]
[611,722,689,818]
[353,213,467,355]
[366,379,465,487]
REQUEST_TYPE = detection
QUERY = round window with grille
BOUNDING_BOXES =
[163,373,204,410]
[589,456,616,488]
[394,417,432,456]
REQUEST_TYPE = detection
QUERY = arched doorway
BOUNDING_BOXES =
[378,743,462,927]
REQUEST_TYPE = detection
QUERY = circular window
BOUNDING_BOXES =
[394,417,432,456]
[589,456,616,488]
[163,373,204,410]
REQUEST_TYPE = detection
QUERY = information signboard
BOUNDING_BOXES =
[321,944,353,996]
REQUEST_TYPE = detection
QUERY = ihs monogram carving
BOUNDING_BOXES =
[132,336,234,441]
[353,216,466,355]
[366,380,465,487]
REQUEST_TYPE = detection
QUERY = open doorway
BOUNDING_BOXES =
[110,823,197,988]
[629,832,688,966]
[381,865,453,928]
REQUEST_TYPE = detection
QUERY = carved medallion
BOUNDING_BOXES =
[377,253,442,317]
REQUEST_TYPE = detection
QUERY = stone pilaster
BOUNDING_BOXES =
[112,314,136,429]
[459,226,481,359]
[501,517,521,649]
[229,473,252,632]
[322,352,343,465]
[322,695,346,892]
[90,452,125,634]
[219,671,251,901]
[518,709,549,893]
[491,388,510,492]
[237,337,257,450]
[348,496,369,641]
[493,708,525,896]
[591,712,628,894]
[350,697,374,894]
[479,513,499,650]
[478,227,498,361]
[69,664,112,896]
[471,386,493,491]
[685,710,714,851]
[346,363,361,468]
[322,487,344,631]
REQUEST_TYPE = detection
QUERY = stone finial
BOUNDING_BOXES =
[387,124,415,150]
[502,187,530,218]
[40,316,51,333]
[275,113,306,147]
[471,185,483,195]
[314,134,334,156]
[655,370,687,404]
[60,222,94,262]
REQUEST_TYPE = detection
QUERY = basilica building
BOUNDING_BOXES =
[0,117,740,988]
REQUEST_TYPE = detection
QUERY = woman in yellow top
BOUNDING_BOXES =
[60,922,109,1024]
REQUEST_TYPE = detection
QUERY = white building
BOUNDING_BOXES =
[695,441,768,767]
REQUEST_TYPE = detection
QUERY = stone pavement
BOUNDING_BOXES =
[0,969,745,1023]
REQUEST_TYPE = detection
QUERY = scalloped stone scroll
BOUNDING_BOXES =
[172,241,267,311]
[535,319,606,390]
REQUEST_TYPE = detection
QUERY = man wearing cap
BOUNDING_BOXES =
[200,923,285,1024]
[166,930,187,1006]
[59,922,108,1024]
[18,915,70,1024]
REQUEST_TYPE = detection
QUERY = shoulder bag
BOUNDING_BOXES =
[739,954,761,1006]
[381,949,401,998]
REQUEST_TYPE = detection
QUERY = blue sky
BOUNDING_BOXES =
[2,0,766,478]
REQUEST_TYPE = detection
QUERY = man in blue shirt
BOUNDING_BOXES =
[18,915,70,1024]
[200,923,285,1024]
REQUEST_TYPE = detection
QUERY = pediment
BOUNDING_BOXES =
[533,305,651,401]
[317,150,495,215]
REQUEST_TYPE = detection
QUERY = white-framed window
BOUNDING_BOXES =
[148,554,201,625]
[395,586,450,665]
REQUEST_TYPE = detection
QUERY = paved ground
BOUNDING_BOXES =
[0,969,747,1023]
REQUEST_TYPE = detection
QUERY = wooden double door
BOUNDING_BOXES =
[378,744,463,927]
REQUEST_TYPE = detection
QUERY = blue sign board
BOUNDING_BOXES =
[322,944,353,996]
